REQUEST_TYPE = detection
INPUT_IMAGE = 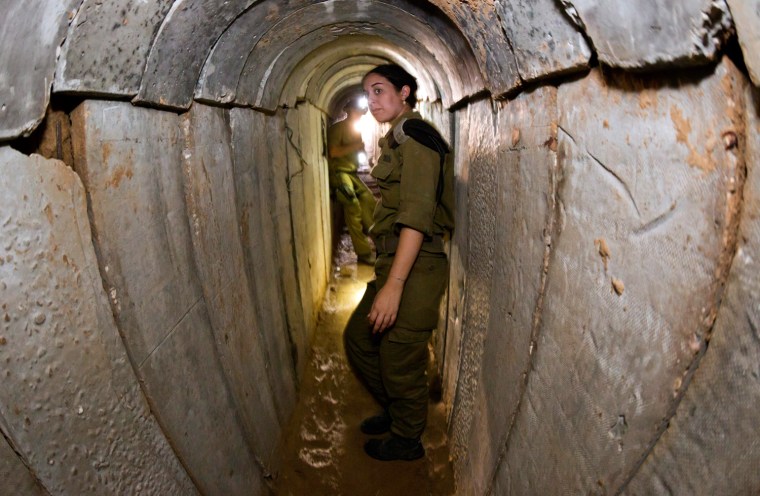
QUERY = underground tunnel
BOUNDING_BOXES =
[1,0,760,494]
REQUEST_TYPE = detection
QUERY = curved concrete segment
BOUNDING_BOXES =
[728,0,760,85]
[495,59,746,494]
[134,0,259,110]
[447,98,505,489]
[558,0,734,68]
[449,88,561,495]
[54,0,175,96]
[0,0,82,141]
[69,101,266,494]
[0,147,196,495]
[431,0,521,96]
[195,0,313,105]
[625,81,760,496]
[181,103,296,469]
[495,0,591,82]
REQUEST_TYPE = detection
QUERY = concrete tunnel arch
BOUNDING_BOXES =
[2,1,760,495]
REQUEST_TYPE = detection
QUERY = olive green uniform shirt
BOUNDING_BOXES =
[369,111,454,241]
[327,118,362,175]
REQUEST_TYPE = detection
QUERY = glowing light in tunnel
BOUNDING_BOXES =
[353,112,374,135]
[358,96,368,109]
[357,152,368,166]
[354,113,377,168]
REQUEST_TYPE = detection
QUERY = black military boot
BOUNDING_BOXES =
[364,433,425,461]
[360,410,391,435]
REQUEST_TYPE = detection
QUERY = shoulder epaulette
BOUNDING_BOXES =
[388,118,449,201]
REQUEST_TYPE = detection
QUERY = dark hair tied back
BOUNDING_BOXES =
[364,64,418,107]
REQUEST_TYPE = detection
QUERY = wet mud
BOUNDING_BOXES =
[273,236,455,495]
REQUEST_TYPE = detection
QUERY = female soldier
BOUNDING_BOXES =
[343,64,454,461]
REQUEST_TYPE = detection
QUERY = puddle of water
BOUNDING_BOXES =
[273,235,455,495]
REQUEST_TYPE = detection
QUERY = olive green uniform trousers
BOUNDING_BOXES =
[344,253,447,440]
[332,171,375,258]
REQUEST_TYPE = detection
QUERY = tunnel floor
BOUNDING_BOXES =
[273,235,455,495]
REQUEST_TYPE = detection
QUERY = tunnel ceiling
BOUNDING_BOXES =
[1,0,755,141]
[282,36,447,110]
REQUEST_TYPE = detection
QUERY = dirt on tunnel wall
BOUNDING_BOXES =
[1,1,760,495]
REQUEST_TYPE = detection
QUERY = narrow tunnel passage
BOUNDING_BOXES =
[2,1,760,495]
[273,235,454,494]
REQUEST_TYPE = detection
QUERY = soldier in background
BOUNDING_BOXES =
[327,99,377,264]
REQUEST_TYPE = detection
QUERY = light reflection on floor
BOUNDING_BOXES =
[273,234,455,495]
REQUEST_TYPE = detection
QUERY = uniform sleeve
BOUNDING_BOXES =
[395,137,441,237]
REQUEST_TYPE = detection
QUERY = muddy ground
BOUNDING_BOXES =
[273,237,455,495]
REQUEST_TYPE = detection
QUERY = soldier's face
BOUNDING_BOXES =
[363,73,409,124]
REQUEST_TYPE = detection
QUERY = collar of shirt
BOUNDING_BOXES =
[382,109,423,141]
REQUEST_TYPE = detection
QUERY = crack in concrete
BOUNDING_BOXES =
[486,125,563,496]
[0,421,52,496]
[613,80,748,495]
[632,202,678,236]
[586,148,642,218]
[746,310,760,348]
[558,124,642,218]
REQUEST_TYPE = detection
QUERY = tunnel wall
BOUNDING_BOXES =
[70,100,268,494]
[624,83,760,496]
[283,102,332,342]
[0,147,198,495]
[229,107,311,380]
[447,58,759,495]
[0,97,323,494]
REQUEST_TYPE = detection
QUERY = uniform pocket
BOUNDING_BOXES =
[371,159,394,180]
[395,255,448,330]
[387,327,432,344]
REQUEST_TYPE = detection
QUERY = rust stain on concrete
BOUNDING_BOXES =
[671,104,715,172]
[101,141,112,164]
[544,136,557,151]
[106,165,134,189]
[638,90,658,111]
[670,105,691,144]
[594,238,611,271]
[611,278,625,295]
